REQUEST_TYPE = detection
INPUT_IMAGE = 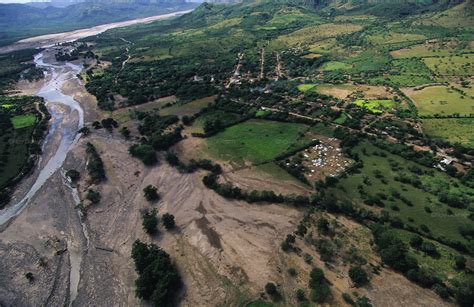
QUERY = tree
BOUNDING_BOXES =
[129,144,157,165]
[317,217,330,235]
[161,213,175,230]
[65,169,80,181]
[86,189,101,204]
[309,267,325,288]
[143,185,159,202]
[454,255,466,270]
[409,235,423,249]
[349,266,369,287]
[265,282,277,296]
[25,272,34,282]
[421,241,438,257]
[131,240,181,306]
[142,209,158,234]
[296,289,305,301]
[310,283,330,303]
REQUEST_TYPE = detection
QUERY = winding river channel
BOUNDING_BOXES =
[0,9,192,304]
[0,52,84,226]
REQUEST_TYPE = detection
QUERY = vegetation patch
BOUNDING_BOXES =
[421,118,474,148]
[353,99,395,113]
[11,114,36,129]
[321,61,352,71]
[206,119,309,166]
[406,85,474,117]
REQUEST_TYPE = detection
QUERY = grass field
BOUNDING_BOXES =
[406,85,474,116]
[390,41,468,59]
[366,32,426,45]
[187,110,242,134]
[321,61,352,71]
[353,99,395,113]
[11,114,37,129]
[422,118,474,147]
[206,119,309,166]
[328,142,474,248]
[160,96,216,117]
[423,54,474,76]
[297,84,317,92]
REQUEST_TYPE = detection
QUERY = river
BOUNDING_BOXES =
[0,9,192,304]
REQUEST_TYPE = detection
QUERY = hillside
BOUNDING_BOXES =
[0,0,473,306]
[0,0,197,46]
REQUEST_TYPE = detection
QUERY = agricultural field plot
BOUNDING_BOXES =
[206,119,309,167]
[298,83,394,100]
[104,96,177,123]
[11,114,36,129]
[405,85,474,116]
[366,32,426,45]
[390,40,471,59]
[160,96,216,117]
[328,142,474,248]
[421,118,474,148]
[368,58,435,87]
[353,99,395,113]
[321,61,352,71]
[423,54,474,76]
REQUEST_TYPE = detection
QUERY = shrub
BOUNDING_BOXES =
[349,267,369,287]
[296,289,305,301]
[454,255,466,270]
[65,169,80,181]
[161,213,175,230]
[143,185,159,202]
[288,267,297,276]
[265,282,277,296]
[129,144,157,165]
[142,209,158,234]
[86,189,101,204]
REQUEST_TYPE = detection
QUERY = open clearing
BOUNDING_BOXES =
[160,95,216,117]
[422,118,474,147]
[404,85,474,116]
[206,119,309,166]
[353,99,395,113]
[423,54,474,76]
[328,142,474,247]
[390,41,469,59]
[298,83,393,100]
[11,114,36,129]
[321,61,352,71]
[366,32,426,45]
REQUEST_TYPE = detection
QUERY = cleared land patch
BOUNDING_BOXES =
[206,119,309,166]
[423,54,474,76]
[367,32,426,45]
[160,96,216,117]
[321,61,352,71]
[422,118,474,147]
[405,85,474,116]
[11,114,37,129]
[353,99,395,113]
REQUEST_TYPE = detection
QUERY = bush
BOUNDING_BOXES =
[142,209,158,234]
[296,289,305,301]
[420,241,438,257]
[161,213,175,230]
[65,169,80,181]
[349,267,369,287]
[454,255,466,270]
[86,189,101,204]
[265,282,277,296]
[288,267,297,276]
[129,144,157,165]
[143,185,159,202]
